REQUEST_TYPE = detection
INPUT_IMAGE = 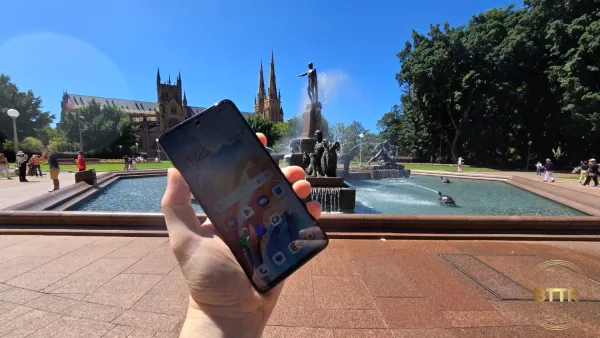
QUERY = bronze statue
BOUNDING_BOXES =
[297,62,318,103]
[321,140,340,177]
[367,140,404,169]
[305,130,325,177]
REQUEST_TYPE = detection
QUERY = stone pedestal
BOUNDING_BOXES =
[75,169,97,186]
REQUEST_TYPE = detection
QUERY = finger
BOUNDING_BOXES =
[282,166,305,184]
[256,133,267,147]
[292,180,311,199]
[161,169,203,246]
[306,200,321,219]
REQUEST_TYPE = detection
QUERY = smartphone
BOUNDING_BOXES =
[159,99,328,292]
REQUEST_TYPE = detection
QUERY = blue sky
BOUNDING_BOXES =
[1,0,515,131]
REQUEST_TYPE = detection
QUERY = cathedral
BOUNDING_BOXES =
[61,53,283,156]
[254,51,284,122]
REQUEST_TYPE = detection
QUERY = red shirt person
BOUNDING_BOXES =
[77,152,86,172]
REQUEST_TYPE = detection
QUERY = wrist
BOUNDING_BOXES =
[179,302,266,338]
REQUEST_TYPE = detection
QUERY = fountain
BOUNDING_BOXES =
[287,62,356,212]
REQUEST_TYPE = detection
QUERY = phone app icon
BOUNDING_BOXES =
[255,264,269,278]
[272,185,285,198]
[257,195,270,208]
[288,241,301,254]
[272,252,286,266]
[242,206,254,219]
[227,218,238,228]
[237,235,249,248]
[270,213,282,226]
[254,224,267,238]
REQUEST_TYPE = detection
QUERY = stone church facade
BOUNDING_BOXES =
[61,53,283,156]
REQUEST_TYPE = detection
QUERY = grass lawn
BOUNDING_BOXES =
[40,161,174,172]
[402,164,497,172]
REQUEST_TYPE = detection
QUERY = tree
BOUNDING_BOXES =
[246,115,283,147]
[58,100,138,155]
[20,137,44,152]
[0,74,55,145]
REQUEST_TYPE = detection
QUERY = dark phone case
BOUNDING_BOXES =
[158,99,329,292]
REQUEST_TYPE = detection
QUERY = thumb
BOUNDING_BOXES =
[161,168,203,247]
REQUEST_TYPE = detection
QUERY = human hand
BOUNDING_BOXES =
[161,133,321,337]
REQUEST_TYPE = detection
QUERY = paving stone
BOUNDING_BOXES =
[0,283,12,293]
[0,288,43,304]
[391,328,457,337]
[27,315,114,338]
[21,236,101,258]
[84,274,163,308]
[344,240,394,261]
[441,310,514,327]
[0,300,17,315]
[262,326,334,337]
[104,238,167,259]
[0,256,55,282]
[375,298,451,329]
[0,309,55,336]
[0,306,32,326]
[0,311,61,338]
[45,257,138,294]
[0,236,38,250]
[124,246,178,275]
[112,310,182,332]
[103,324,136,338]
[31,244,119,274]
[281,265,313,296]
[333,329,394,337]
[6,272,69,291]
[355,260,424,298]
[312,276,375,310]
[61,301,126,322]
[25,294,78,312]
[127,328,157,337]
[310,246,358,276]
[131,277,189,316]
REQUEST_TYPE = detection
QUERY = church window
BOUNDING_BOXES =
[171,106,177,115]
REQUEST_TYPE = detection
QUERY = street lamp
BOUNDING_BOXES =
[135,142,139,153]
[118,145,122,154]
[155,138,160,161]
[526,140,533,170]
[359,133,364,168]
[6,109,19,152]
[77,113,84,152]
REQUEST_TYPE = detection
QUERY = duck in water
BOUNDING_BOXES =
[440,176,451,183]
[438,191,456,206]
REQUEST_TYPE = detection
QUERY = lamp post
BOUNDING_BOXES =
[77,113,84,152]
[526,140,533,170]
[118,145,122,155]
[155,138,160,161]
[135,142,139,154]
[6,109,19,152]
[359,133,364,168]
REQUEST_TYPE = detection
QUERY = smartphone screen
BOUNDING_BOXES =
[159,100,328,292]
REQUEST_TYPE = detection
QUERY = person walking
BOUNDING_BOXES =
[457,157,464,173]
[45,150,60,192]
[0,154,11,179]
[579,161,589,184]
[77,152,86,172]
[15,151,29,182]
[535,161,543,176]
[543,158,555,183]
[583,159,598,187]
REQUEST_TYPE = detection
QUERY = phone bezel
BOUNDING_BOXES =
[158,99,329,293]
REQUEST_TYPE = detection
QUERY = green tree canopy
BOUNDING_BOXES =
[380,0,600,167]
[0,74,55,146]
[58,100,138,155]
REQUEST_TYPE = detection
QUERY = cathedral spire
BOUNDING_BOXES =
[183,91,187,107]
[268,50,277,99]
[257,61,266,101]
[156,68,161,85]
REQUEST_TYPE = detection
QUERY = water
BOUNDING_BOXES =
[71,175,585,216]
[311,187,340,211]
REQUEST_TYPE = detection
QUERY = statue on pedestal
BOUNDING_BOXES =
[304,130,339,177]
[297,62,318,103]
[367,140,403,169]
[305,130,325,177]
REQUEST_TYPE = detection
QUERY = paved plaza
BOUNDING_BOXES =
[0,236,598,337]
